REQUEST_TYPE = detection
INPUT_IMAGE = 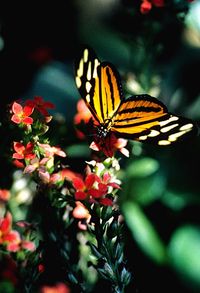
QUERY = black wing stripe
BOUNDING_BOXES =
[105,66,114,118]
[113,115,168,128]
[98,66,104,121]
[117,106,163,115]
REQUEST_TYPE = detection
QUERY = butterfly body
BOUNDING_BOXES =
[75,47,197,148]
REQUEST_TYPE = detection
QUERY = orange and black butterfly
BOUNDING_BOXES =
[75,47,197,148]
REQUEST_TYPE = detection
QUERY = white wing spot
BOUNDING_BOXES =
[139,135,147,140]
[158,140,171,145]
[179,123,193,131]
[168,131,187,142]
[77,59,83,77]
[86,81,92,93]
[86,94,90,103]
[160,116,179,127]
[75,76,81,88]
[148,130,160,137]
[83,49,88,63]
[93,59,100,78]
[161,124,178,133]
[87,61,92,80]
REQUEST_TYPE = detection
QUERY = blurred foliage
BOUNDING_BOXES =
[0,1,200,292]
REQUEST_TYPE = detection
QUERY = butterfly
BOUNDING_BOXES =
[75,47,197,151]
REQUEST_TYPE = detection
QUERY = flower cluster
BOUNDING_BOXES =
[10,97,67,185]
[71,158,121,230]
[4,96,129,292]
[73,164,120,206]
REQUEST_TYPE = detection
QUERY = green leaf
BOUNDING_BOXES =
[98,268,111,280]
[68,272,78,284]
[0,281,15,293]
[122,201,167,264]
[162,190,200,210]
[89,243,103,259]
[120,267,132,285]
[122,173,166,206]
[115,243,124,263]
[66,144,90,157]
[168,225,200,290]
[126,157,159,178]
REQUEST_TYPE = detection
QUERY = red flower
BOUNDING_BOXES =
[12,142,36,160]
[38,263,45,273]
[0,213,36,252]
[140,0,165,14]
[0,189,10,202]
[0,212,21,252]
[40,282,70,293]
[11,102,34,125]
[72,201,91,230]
[73,170,120,206]
[13,159,25,169]
[74,99,93,125]
[90,132,129,158]
[74,99,94,139]
[26,96,55,117]
[140,0,152,14]
[73,173,99,200]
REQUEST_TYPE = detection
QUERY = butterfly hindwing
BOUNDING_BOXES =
[111,94,195,145]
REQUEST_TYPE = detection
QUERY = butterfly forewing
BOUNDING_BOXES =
[99,63,122,122]
[75,48,122,124]
[75,47,101,122]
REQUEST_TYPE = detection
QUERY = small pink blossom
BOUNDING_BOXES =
[72,201,91,231]
[37,143,66,158]
[90,132,129,158]
[50,169,80,185]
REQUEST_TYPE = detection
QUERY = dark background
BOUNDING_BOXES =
[0,1,200,292]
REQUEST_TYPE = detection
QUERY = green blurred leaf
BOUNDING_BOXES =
[66,144,90,157]
[168,225,200,290]
[126,157,159,178]
[122,172,166,206]
[0,281,15,293]
[122,201,167,264]
[161,190,200,211]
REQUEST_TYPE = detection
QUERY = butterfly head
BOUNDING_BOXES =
[96,125,109,139]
